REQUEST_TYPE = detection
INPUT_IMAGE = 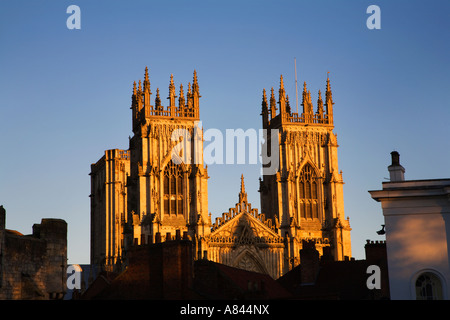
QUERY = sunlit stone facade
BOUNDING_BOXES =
[259,76,352,266]
[90,68,352,279]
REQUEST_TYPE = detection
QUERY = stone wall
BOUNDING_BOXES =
[0,211,67,300]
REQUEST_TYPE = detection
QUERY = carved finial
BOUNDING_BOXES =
[239,174,247,203]
[168,74,176,106]
[325,73,334,123]
[192,70,200,112]
[301,82,313,115]
[192,70,199,94]
[286,94,291,114]
[133,81,137,95]
[143,67,150,93]
[193,70,198,84]
[270,87,277,118]
[178,83,185,108]
[155,88,161,109]
[261,88,268,112]
[317,90,324,120]
[261,88,269,126]
[136,80,143,109]
[187,82,193,109]
[278,75,286,114]
[326,75,332,102]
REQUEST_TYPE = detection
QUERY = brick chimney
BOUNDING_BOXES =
[300,240,320,285]
[364,240,387,263]
[0,205,5,230]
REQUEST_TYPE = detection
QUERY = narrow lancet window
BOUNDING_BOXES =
[163,161,184,215]
[298,164,319,219]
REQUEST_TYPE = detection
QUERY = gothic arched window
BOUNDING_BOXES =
[163,161,184,215]
[415,272,443,300]
[298,164,319,219]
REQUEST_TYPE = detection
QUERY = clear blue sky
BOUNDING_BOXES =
[1,0,449,264]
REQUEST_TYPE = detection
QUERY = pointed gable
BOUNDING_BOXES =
[202,175,285,278]
[208,175,282,245]
[209,211,282,245]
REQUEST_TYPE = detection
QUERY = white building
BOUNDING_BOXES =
[369,151,450,300]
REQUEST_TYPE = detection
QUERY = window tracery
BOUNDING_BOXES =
[163,161,184,215]
[298,164,319,219]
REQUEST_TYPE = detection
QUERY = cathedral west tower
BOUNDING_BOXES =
[126,68,210,247]
[90,68,210,269]
[259,75,351,266]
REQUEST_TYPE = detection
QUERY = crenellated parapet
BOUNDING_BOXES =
[131,67,200,132]
[261,74,334,129]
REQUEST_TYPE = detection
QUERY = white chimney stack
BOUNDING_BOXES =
[388,151,405,182]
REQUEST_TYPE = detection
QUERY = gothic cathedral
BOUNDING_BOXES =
[90,67,351,279]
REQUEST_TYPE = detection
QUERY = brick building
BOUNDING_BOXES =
[277,239,390,299]
[80,232,291,300]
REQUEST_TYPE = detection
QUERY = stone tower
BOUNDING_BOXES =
[126,67,210,247]
[259,75,351,266]
[90,149,130,267]
[90,68,210,269]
